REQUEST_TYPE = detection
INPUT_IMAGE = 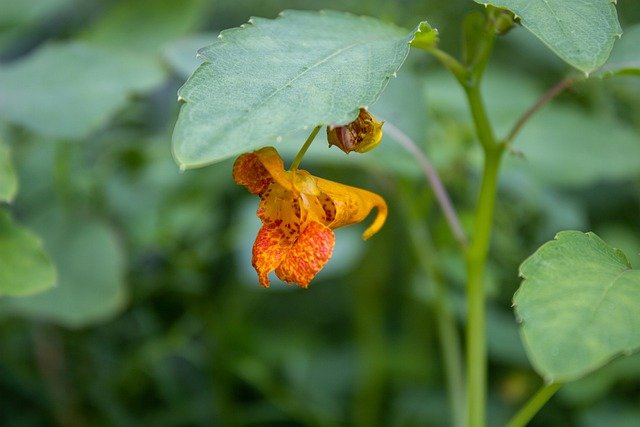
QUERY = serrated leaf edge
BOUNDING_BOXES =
[173,10,420,169]
[513,229,638,382]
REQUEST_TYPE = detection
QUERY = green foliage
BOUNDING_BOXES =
[476,0,622,73]
[81,0,207,53]
[0,0,639,425]
[0,211,55,296]
[172,10,417,167]
[508,106,640,187]
[0,209,126,327]
[0,41,165,139]
[515,231,640,382]
[597,23,640,77]
[410,21,439,50]
[0,0,73,52]
[0,139,17,202]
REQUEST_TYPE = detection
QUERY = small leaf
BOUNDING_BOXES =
[475,0,622,74]
[0,210,127,327]
[172,10,418,168]
[0,41,165,140]
[410,21,439,50]
[0,210,55,296]
[597,23,640,77]
[514,231,640,382]
[0,139,17,202]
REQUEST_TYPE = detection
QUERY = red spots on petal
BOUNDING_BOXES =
[320,194,336,223]
[237,147,386,288]
[252,222,290,287]
[233,153,272,195]
[275,221,335,288]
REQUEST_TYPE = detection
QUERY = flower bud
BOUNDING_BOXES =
[491,7,516,35]
[327,108,383,154]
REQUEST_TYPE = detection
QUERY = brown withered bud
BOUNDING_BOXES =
[326,108,383,154]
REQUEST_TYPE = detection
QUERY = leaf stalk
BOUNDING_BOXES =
[505,382,562,427]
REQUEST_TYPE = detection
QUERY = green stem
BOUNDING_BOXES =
[289,125,321,170]
[464,83,498,152]
[505,383,562,427]
[426,48,467,82]
[425,11,504,426]
[464,146,502,427]
[461,46,503,427]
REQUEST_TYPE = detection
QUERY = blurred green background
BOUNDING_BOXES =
[1,0,639,426]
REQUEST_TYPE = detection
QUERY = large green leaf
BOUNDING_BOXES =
[514,231,640,382]
[475,0,621,74]
[271,66,428,177]
[0,139,17,202]
[0,210,55,296]
[0,210,127,327]
[172,10,419,168]
[0,41,165,140]
[597,23,640,77]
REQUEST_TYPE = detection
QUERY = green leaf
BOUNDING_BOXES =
[597,23,640,77]
[0,210,127,327]
[248,66,428,177]
[0,41,165,140]
[514,231,640,382]
[410,21,439,50]
[0,210,55,296]
[475,0,622,74]
[0,139,17,202]
[81,0,206,53]
[172,10,417,168]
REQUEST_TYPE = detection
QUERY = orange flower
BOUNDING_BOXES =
[233,146,387,288]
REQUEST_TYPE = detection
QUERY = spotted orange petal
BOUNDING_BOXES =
[314,177,387,239]
[251,147,297,192]
[232,152,273,195]
[274,221,335,288]
[252,220,296,288]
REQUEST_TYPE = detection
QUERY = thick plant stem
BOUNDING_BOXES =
[463,82,503,427]
[464,146,502,427]
[505,383,562,427]
[289,125,321,170]
[464,84,497,152]
[425,11,506,426]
